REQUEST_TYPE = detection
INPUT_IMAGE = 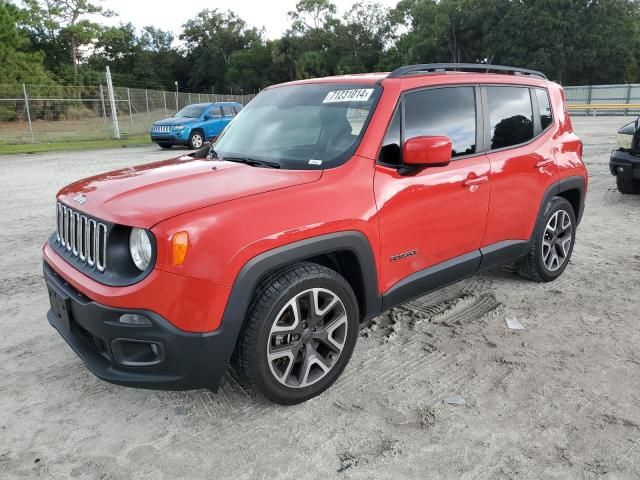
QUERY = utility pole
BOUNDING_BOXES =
[22,84,35,143]
[175,81,179,112]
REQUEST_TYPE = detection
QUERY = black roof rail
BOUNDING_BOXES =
[388,63,547,80]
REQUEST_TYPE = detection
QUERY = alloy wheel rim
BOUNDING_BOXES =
[266,288,348,388]
[192,134,203,148]
[542,209,573,272]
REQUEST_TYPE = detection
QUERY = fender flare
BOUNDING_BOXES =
[538,175,586,226]
[210,231,382,374]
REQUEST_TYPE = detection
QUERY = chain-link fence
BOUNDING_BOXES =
[4,81,640,145]
[0,82,256,145]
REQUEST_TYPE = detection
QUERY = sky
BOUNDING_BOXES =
[98,0,398,40]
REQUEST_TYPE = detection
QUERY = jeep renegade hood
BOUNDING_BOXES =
[57,157,322,228]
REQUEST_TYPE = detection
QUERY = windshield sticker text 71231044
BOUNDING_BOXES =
[323,89,374,104]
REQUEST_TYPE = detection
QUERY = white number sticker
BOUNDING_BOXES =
[323,89,373,104]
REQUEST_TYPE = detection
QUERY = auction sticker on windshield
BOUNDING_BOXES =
[323,89,374,103]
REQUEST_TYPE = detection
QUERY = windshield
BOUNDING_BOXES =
[213,83,381,169]
[174,105,204,118]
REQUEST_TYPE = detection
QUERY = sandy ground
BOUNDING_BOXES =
[1,117,639,479]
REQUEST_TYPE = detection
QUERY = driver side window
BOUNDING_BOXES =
[208,107,222,118]
[404,87,477,158]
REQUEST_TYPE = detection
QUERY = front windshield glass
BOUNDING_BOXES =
[213,83,381,169]
[174,105,204,118]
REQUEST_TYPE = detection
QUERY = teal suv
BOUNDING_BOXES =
[150,102,243,149]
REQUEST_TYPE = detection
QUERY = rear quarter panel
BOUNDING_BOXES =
[549,83,587,183]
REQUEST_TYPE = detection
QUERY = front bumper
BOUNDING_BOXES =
[610,149,640,178]
[44,261,232,390]
[150,133,189,146]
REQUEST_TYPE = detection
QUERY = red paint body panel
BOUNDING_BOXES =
[152,156,381,289]
[46,72,587,334]
[43,242,230,332]
[374,156,491,292]
[482,83,586,244]
[57,157,322,228]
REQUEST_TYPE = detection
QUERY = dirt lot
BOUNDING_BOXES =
[1,117,639,479]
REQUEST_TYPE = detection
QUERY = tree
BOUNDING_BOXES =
[0,1,49,83]
[286,0,341,78]
[180,9,262,90]
[22,0,114,76]
[336,2,393,72]
[486,0,639,84]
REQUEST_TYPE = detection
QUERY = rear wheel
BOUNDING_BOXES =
[518,197,576,282]
[188,131,204,150]
[158,142,172,149]
[616,176,640,194]
[235,262,359,405]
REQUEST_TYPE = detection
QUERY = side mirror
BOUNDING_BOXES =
[402,136,452,167]
[203,114,213,121]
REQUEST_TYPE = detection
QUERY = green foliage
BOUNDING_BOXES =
[0,1,49,83]
[7,0,640,90]
[21,0,114,76]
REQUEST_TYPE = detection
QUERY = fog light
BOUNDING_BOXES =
[617,166,625,174]
[119,313,151,326]
[150,343,159,356]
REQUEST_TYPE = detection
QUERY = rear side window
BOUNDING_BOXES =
[404,87,476,158]
[222,105,235,117]
[486,86,533,149]
[233,105,243,114]
[535,89,553,130]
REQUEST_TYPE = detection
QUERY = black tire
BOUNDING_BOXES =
[187,130,204,150]
[616,176,640,194]
[157,142,173,149]
[234,262,359,405]
[517,196,576,282]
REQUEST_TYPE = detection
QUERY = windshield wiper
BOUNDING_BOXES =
[222,156,280,169]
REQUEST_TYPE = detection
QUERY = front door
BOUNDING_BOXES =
[374,85,491,295]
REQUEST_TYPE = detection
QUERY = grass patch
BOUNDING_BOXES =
[0,135,152,154]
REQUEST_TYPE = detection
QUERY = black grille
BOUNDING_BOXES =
[56,202,107,272]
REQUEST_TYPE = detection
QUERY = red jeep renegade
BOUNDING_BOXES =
[43,64,587,404]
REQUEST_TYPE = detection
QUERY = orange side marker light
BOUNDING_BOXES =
[172,231,189,265]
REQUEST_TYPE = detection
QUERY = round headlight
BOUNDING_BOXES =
[129,228,152,271]
[617,133,633,150]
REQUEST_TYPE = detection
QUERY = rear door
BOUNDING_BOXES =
[374,85,491,294]
[481,86,559,246]
[220,105,236,133]
[203,106,223,139]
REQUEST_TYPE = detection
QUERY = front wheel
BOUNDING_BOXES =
[187,131,204,150]
[235,262,359,405]
[518,196,576,282]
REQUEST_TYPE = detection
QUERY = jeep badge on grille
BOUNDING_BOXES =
[73,194,87,205]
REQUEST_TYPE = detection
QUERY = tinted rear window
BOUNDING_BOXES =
[486,86,533,149]
[535,89,553,130]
